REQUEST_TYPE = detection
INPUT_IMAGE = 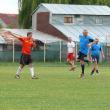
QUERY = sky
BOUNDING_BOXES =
[0,0,18,14]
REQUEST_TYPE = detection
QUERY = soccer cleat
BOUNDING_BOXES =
[80,73,84,78]
[32,76,38,79]
[15,75,20,79]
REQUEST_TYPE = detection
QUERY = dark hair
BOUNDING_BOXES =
[27,32,32,36]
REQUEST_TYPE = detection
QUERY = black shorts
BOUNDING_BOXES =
[91,55,99,64]
[77,51,87,61]
[20,54,32,65]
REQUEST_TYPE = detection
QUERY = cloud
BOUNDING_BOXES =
[0,0,18,14]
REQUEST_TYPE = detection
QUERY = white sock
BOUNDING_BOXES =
[29,67,35,77]
[16,66,22,75]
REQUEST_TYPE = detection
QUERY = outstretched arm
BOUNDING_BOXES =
[5,31,22,39]
[9,32,22,39]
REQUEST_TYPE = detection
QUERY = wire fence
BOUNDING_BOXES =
[0,41,109,63]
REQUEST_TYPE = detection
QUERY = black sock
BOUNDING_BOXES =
[91,68,95,74]
[81,64,85,74]
[96,70,99,73]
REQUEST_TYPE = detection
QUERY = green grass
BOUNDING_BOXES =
[0,62,110,110]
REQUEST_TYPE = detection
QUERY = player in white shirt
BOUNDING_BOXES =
[67,37,76,71]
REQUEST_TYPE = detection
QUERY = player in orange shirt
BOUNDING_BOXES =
[9,32,38,79]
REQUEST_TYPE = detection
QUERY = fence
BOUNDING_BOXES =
[0,41,109,63]
[0,41,67,62]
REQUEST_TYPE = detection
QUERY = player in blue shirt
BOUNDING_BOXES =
[77,30,96,78]
[89,38,105,75]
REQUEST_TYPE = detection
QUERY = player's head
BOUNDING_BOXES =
[83,29,88,36]
[27,32,32,39]
[68,37,72,42]
[95,38,99,43]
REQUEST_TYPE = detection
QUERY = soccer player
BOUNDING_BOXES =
[89,38,105,75]
[67,37,76,71]
[9,32,38,79]
[77,30,96,78]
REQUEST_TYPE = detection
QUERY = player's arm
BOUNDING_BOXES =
[88,39,97,47]
[32,40,37,48]
[7,31,23,40]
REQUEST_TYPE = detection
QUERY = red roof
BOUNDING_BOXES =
[0,13,18,28]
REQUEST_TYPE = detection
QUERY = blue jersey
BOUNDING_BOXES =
[79,34,94,55]
[90,43,102,56]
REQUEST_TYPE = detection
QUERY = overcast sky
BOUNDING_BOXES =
[0,0,18,14]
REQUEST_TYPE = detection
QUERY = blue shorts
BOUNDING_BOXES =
[77,51,87,61]
[91,55,99,64]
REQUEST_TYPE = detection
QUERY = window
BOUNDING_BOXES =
[64,16,73,24]
[95,16,103,25]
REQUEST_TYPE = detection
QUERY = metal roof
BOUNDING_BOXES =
[52,24,110,43]
[3,29,61,43]
[36,3,110,15]
[0,35,5,44]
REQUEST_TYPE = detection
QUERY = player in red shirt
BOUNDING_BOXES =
[9,32,38,79]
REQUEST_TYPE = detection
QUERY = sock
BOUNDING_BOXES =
[91,68,95,74]
[16,66,22,75]
[29,67,35,77]
[81,64,85,74]
[96,70,99,73]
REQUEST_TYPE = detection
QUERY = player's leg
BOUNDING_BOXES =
[91,56,96,75]
[91,61,96,75]
[78,52,86,78]
[95,56,99,73]
[80,60,85,78]
[67,54,76,71]
[29,63,38,79]
[69,60,76,71]
[15,54,25,79]
[67,59,73,70]
[15,64,24,79]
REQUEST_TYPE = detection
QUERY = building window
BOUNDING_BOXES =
[64,16,73,24]
[95,16,103,25]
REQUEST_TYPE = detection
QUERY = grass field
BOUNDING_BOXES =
[0,62,110,110]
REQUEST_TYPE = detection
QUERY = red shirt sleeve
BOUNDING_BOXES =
[18,37,25,42]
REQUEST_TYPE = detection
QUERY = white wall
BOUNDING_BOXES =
[32,11,37,30]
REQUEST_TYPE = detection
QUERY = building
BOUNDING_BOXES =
[32,3,110,43]
[0,13,18,28]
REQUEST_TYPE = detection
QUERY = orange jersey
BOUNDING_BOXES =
[18,37,33,55]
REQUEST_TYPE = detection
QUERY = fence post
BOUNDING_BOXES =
[44,40,46,63]
[60,40,62,63]
[75,42,77,60]
[12,38,15,63]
